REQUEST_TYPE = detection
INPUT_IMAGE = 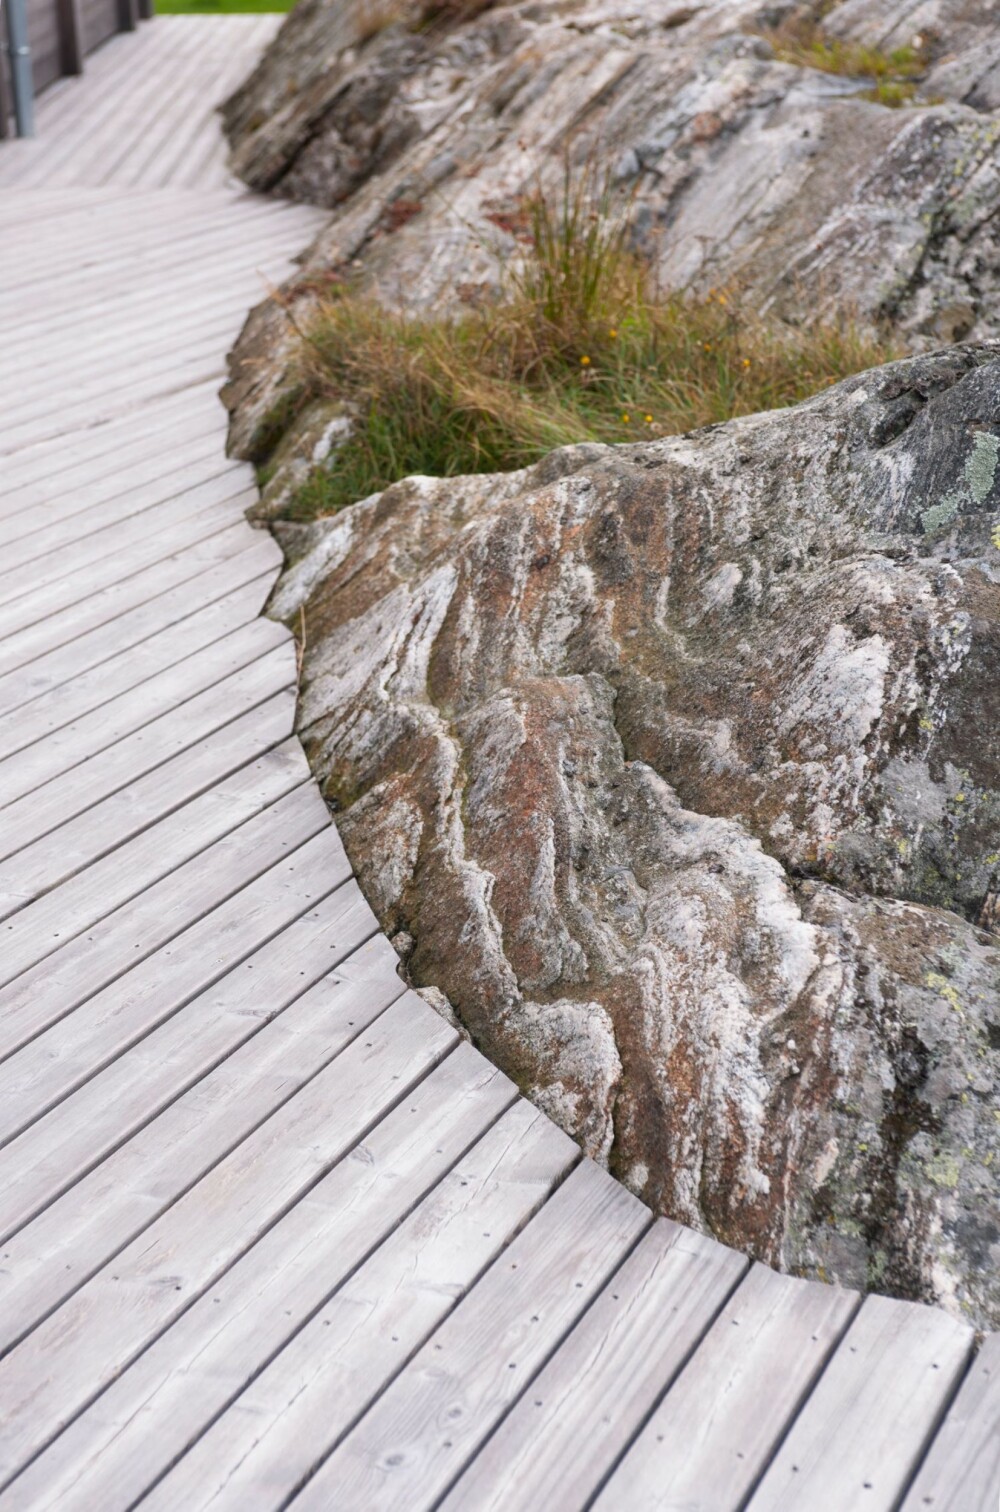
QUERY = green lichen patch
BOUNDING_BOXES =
[922,429,1000,534]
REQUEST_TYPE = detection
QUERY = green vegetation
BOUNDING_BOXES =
[155,0,294,14]
[281,170,901,521]
[754,13,931,106]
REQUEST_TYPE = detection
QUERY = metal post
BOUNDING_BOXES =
[3,0,34,138]
[0,24,12,139]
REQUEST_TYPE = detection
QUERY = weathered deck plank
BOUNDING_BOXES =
[0,539,279,717]
[293,1163,651,1512]
[0,939,408,1365]
[748,1295,975,1512]
[440,1221,749,1512]
[0,581,279,763]
[0,826,350,1150]
[901,1334,1000,1512]
[0,641,292,857]
[593,1264,861,1512]
[0,619,287,805]
[0,691,298,917]
[0,523,258,679]
[0,497,253,644]
[0,424,224,529]
[4,1044,516,1511]
[0,17,282,190]
[0,998,458,1484]
[142,1103,575,1512]
[0,779,327,1050]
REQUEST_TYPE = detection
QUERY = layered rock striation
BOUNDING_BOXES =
[266,348,1000,1327]
[223,0,1000,346]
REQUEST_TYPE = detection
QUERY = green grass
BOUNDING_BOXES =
[155,0,294,14]
[274,166,901,521]
[753,13,931,105]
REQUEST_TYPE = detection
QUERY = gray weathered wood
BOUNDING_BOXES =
[0,579,276,764]
[441,1219,749,1512]
[0,618,288,809]
[0,380,216,493]
[0,523,260,680]
[0,825,350,1153]
[748,1293,975,1512]
[294,1161,651,1512]
[0,18,285,193]
[0,497,250,644]
[0,437,230,551]
[0,690,298,919]
[0,739,312,990]
[0,940,406,1362]
[0,503,250,656]
[0,878,377,1256]
[0,779,328,1059]
[0,996,456,1483]
[6,1042,514,1512]
[144,1101,576,1512]
[0,640,293,858]
[594,1264,860,1512]
[901,1333,1000,1512]
[0,538,278,719]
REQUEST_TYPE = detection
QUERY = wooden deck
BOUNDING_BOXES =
[0,16,996,1511]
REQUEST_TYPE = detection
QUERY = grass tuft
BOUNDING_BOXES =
[278,171,901,521]
[753,13,931,106]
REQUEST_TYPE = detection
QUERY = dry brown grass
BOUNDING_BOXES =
[281,171,902,519]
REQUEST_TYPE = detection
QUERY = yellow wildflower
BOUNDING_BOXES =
[609,328,618,338]
[742,358,751,368]
[622,413,631,423]
[580,355,591,366]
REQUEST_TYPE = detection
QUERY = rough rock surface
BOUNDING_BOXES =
[251,400,351,522]
[224,0,1000,358]
[267,347,1000,1328]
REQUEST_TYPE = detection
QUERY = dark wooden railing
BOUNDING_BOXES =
[1,0,152,138]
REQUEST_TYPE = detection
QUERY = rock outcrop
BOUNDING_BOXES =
[223,0,1000,350]
[218,0,1000,1326]
[266,347,1000,1328]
